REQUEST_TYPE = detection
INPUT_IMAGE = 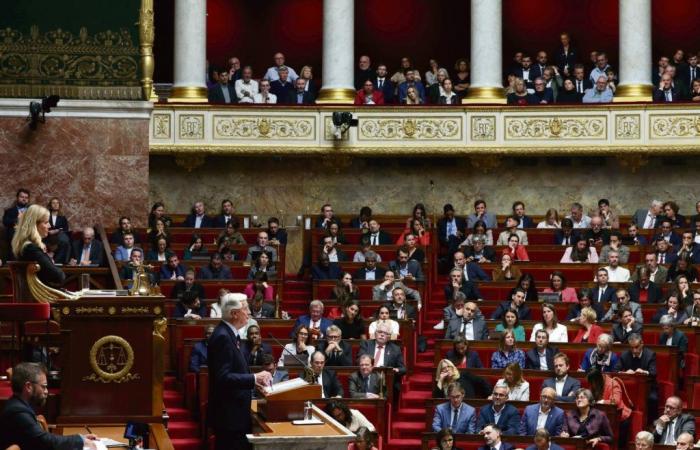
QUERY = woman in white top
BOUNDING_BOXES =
[460,220,494,247]
[277,324,315,367]
[325,400,376,433]
[530,303,569,342]
[253,79,277,104]
[537,208,561,229]
[368,305,399,340]
[497,362,530,401]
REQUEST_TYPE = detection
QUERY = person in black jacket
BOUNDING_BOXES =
[171,269,206,302]
[0,362,98,449]
[3,188,30,252]
[12,204,65,287]
[316,325,353,367]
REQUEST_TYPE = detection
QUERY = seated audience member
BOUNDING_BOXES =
[247,252,276,280]
[587,367,633,444]
[148,202,172,230]
[404,84,423,104]
[653,396,696,444]
[398,69,426,103]
[331,272,359,305]
[511,273,539,302]
[600,250,630,282]
[675,433,695,450]
[655,218,682,247]
[266,217,287,245]
[654,238,678,266]
[684,290,700,325]
[399,217,431,247]
[293,300,332,341]
[208,67,236,103]
[477,383,521,434]
[634,252,668,285]
[400,233,426,262]
[636,431,655,450]
[278,324,315,368]
[286,77,315,105]
[366,219,392,245]
[213,199,236,229]
[189,325,214,372]
[145,237,172,262]
[438,203,466,251]
[446,301,489,340]
[491,330,526,369]
[315,203,341,230]
[234,66,258,103]
[611,306,643,344]
[497,216,529,245]
[298,65,317,98]
[360,322,406,390]
[526,329,559,370]
[479,424,515,450]
[557,78,582,103]
[244,271,274,302]
[248,292,275,319]
[653,73,683,102]
[602,288,643,324]
[432,382,477,434]
[444,268,482,302]
[442,293,467,328]
[538,208,561,229]
[355,79,384,105]
[620,334,658,419]
[269,66,294,100]
[596,198,619,229]
[582,216,610,246]
[467,200,497,229]
[439,78,460,104]
[668,261,698,284]
[242,324,272,366]
[492,254,521,282]
[462,220,495,247]
[174,291,206,319]
[253,79,277,104]
[385,286,417,320]
[560,388,614,446]
[349,205,372,229]
[567,202,591,229]
[209,290,228,319]
[495,309,526,342]
[530,303,568,343]
[676,231,700,263]
[543,353,581,402]
[498,362,530,401]
[368,305,399,340]
[544,271,577,302]
[692,79,700,103]
[306,351,343,398]
[509,201,534,228]
[580,333,620,372]
[184,234,208,259]
[183,201,213,228]
[520,388,564,436]
[261,353,288,387]
[246,231,277,262]
[353,239,377,263]
[388,246,424,281]
[198,253,231,280]
[553,218,579,245]
[349,426,378,450]
[69,226,104,266]
[492,289,531,321]
[371,64,394,103]
[354,251,386,281]
[217,218,246,248]
[463,235,496,264]
[171,269,205,301]
[312,253,342,280]
[446,336,483,369]
[110,216,139,246]
[316,325,352,367]
[560,238,599,263]
[453,250,491,281]
[599,231,629,263]
[623,223,648,246]
[331,300,367,340]
[114,231,136,262]
[507,77,536,105]
[632,199,664,229]
[433,359,461,398]
[502,234,529,261]
[119,247,155,284]
[324,399,374,432]
[160,254,187,281]
[582,75,613,103]
[572,306,604,344]
[349,354,383,398]
[532,77,554,104]
[148,218,170,249]
[427,67,448,100]
[452,58,471,98]
[661,201,686,229]
[652,293,688,324]
[566,288,605,322]
[372,270,421,303]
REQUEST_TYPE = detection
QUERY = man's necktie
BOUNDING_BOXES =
[373,345,384,366]
[451,407,459,429]
[664,420,675,445]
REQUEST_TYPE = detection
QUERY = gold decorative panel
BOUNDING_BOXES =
[152,114,171,139]
[470,116,496,141]
[615,115,641,140]
[504,116,607,140]
[178,114,204,140]
[213,115,315,140]
[358,117,461,141]
[649,114,700,139]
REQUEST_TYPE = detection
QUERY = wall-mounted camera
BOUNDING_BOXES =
[331,111,358,140]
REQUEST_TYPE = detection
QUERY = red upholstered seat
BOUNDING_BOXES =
[0,303,51,321]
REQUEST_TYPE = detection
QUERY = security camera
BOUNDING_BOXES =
[28,95,60,130]
[331,111,358,140]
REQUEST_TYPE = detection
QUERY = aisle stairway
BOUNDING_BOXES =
[163,375,202,450]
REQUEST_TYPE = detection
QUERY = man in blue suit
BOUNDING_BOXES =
[525,429,565,450]
[542,353,581,402]
[454,251,491,281]
[291,300,333,339]
[432,383,477,433]
[478,424,515,450]
[520,387,564,436]
[208,295,272,450]
[591,268,616,304]
[477,383,521,435]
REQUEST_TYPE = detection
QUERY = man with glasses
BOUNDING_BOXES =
[653,396,696,444]
[602,289,643,324]
[519,387,564,436]
[0,362,99,449]
[634,252,668,285]
[305,351,343,399]
[477,383,520,435]
[360,322,406,393]
[532,77,554,104]
[445,301,489,341]
[317,325,352,366]
[432,383,477,433]
[654,219,682,247]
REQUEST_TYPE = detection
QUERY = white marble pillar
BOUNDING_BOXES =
[316,0,355,104]
[464,0,504,103]
[171,0,207,102]
[616,0,653,101]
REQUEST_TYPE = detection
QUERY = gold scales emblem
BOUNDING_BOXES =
[83,335,140,383]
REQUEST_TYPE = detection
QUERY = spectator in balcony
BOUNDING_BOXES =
[245,271,274,302]
[690,79,700,102]
[270,66,294,101]
[437,78,458,105]
[514,55,535,88]
[497,215,529,245]
[452,59,471,98]
[368,305,399,340]
[491,330,526,369]
[208,67,237,104]
[263,52,298,82]
[403,86,423,105]
[286,77,315,105]
[428,68,449,103]
[371,63,394,104]
[278,324,314,368]
[312,252,342,281]
[226,56,241,82]
[532,77,554,104]
[354,55,373,90]
[432,382,477,434]
[560,388,614,447]
[447,336,483,369]
[502,234,529,262]
[543,67,563,102]
[507,77,536,105]
[398,70,426,104]
[355,78,385,105]
[372,270,421,303]
[298,65,317,98]
[571,64,592,96]
[425,59,442,86]
[560,238,599,263]
[234,65,258,104]
[530,304,568,343]
[572,305,603,344]
[253,79,277,104]
[599,231,629,264]
[532,51,549,79]
[537,208,561,229]
[604,68,618,94]
[495,309,526,342]
[654,55,671,86]
[589,52,611,83]
[582,75,613,103]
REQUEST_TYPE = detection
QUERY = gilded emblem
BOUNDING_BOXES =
[108,306,116,315]
[403,119,417,137]
[695,118,700,134]
[83,335,140,383]
[258,118,271,136]
[549,118,562,136]
[62,307,70,316]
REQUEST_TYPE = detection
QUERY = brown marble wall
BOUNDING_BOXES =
[0,117,150,231]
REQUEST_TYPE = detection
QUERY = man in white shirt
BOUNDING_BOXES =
[234,66,258,103]
[602,250,631,282]
[253,80,277,104]
[542,353,581,402]
[633,200,663,229]
[263,52,298,82]
[567,202,591,228]
[653,396,696,444]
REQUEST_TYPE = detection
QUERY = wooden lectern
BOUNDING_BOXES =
[256,381,321,422]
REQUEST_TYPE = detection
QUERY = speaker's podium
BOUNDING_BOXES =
[248,378,355,449]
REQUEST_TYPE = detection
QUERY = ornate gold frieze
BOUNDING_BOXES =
[470,116,496,141]
[75,306,104,314]
[153,114,171,139]
[212,115,315,140]
[359,117,461,140]
[121,306,150,314]
[649,114,700,139]
[505,116,607,140]
[179,114,205,139]
[615,114,641,140]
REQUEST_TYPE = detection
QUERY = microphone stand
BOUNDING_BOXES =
[267,333,315,383]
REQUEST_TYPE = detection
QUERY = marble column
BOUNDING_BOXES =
[170,0,207,102]
[316,0,355,104]
[615,0,653,101]
[464,0,505,104]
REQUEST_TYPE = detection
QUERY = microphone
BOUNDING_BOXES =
[268,333,315,382]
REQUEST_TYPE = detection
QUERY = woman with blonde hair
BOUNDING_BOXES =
[497,362,530,401]
[537,208,561,229]
[433,359,460,398]
[298,65,317,98]
[12,204,65,286]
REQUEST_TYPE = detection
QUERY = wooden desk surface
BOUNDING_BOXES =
[60,426,128,449]
[263,421,344,436]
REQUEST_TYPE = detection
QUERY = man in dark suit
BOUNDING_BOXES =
[445,301,489,340]
[683,54,699,88]
[542,353,581,402]
[520,387,565,436]
[654,219,682,247]
[171,269,206,301]
[354,55,373,90]
[591,268,616,303]
[372,64,394,103]
[653,396,696,444]
[286,78,315,105]
[208,68,237,104]
[571,65,592,96]
[477,384,520,434]
[160,254,187,281]
[525,330,558,370]
[437,203,466,247]
[359,322,406,391]
[242,324,272,366]
[0,362,97,450]
[526,429,565,450]
[266,217,287,245]
[509,201,534,228]
[249,296,275,319]
[514,55,535,88]
[366,219,392,245]
[432,383,477,433]
[553,218,580,245]
[632,200,663,229]
[444,268,482,302]
[353,252,386,281]
[478,424,515,450]
[213,199,235,228]
[208,296,272,450]
[269,66,294,101]
[629,267,663,304]
[653,73,682,102]
[532,77,555,104]
[3,188,30,252]
[620,334,657,424]
[312,253,342,280]
[531,51,549,80]
[659,316,688,370]
[199,253,232,280]
[654,239,678,266]
[292,300,333,339]
[304,351,343,398]
[183,201,213,228]
[454,251,492,280]
[491,288,531,321]
[385,286,417,320]
[189,325,215,373]
[348,354,383,398]
[388,246,424,281]
[316,325,352,366]
[555,33,577,75]
[68,226,104,266]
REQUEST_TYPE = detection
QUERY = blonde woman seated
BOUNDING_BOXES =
[496,362,530,401]
[560,239,599,263]
[368,305,399,340]
[537,208,562,229]
[530,303,569,343]
[492,253,522,282]
[433,359,461,398]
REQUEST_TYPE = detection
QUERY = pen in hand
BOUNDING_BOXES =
[85,426,92,434]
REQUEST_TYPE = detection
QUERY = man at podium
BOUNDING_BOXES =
[208,295,272,450]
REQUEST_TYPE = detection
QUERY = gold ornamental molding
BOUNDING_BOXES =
[504,116,607,140]
[359,117,462,141]
[213,115,315,140]
[83,335,140,383]
[138,0,155,100]
[649,114,700,139]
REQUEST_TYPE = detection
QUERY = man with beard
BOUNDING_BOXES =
[3,188,30,253]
